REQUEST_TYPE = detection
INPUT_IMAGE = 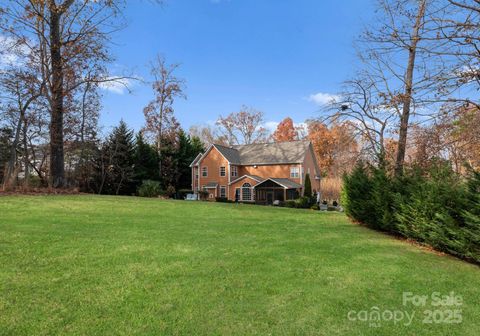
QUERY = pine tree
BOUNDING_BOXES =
[97,120,135,195]
[133,133,159,184]
[304,173,312,198]
[176,131,204,190]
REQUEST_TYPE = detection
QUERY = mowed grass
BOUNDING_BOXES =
[0,196,479,335]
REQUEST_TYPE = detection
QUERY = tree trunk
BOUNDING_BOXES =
[3,104,25,190]
[49,2,65,188]
[394,0,426,176]
[22,118,29,188]
[157,102,164,183]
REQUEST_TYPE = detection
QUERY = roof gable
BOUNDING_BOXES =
[229,174,265,185]
[189,153,203,167]
[213,144,241,164]
[255,178,303,189]
[196,140,312,166]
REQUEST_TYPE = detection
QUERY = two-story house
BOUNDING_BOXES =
[190,140,321,204]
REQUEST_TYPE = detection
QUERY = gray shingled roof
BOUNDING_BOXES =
[214,140,310,165]
[234,141,310,165]
[204,182,218,188]
[269,178,303,189]
[214,144,241,164]
[194,140,312,167]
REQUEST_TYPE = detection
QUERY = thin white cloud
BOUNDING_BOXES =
[263,121,279,132]
[99,77,132,94]
[308,92,340,106]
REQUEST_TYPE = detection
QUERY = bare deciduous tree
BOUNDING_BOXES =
[189,124,228,146]
[143,55,185,180]
[216,106,268,145]
[322,77,396,164]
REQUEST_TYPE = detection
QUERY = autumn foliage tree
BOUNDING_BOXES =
[307,121,358,177]
[272,117,298,142]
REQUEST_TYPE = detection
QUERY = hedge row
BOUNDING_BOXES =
[342,162,480,263]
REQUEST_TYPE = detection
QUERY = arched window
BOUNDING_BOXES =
[242,183,252,201]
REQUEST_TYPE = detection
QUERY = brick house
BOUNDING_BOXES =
[190,140,321,204]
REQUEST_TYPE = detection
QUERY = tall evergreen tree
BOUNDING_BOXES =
[176,131,204,190]
[133,133,159,184]
[304,173,312,198]
[158,132,179,190]
[97,121,135,195]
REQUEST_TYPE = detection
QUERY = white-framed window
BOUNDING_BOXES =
[242,183,252,201]
[231,166,238,177]
[219,166,226,177]
[307,168,311,175]
[290,167,300,178]
[202,166,208,177]
[220,186,226,198]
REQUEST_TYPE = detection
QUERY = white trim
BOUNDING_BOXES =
[231,165,238,178]
[229,174,263,185]
[300,165,303,184]
[189,153,203,167]
[195,144,214,167]
[197,168,200,195]
[196,144,234,167]
[254,178,301,190]
[219,166,226,177]
[241,183,254,202]
[220,185,227,198]
[227,163,230,200]
[290,167,300,179]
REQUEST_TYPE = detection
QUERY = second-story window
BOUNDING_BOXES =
[220,166,226,177]
[202,167,208,177]
[290,167,300,178]
[231,166,238,177]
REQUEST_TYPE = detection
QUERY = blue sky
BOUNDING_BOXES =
[100,0,375,134]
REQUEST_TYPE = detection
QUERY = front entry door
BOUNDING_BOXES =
[266,191,274,205]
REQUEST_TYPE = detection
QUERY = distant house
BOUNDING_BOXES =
[190,140,321,204]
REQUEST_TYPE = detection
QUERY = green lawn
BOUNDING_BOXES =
[0,196,479,335]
